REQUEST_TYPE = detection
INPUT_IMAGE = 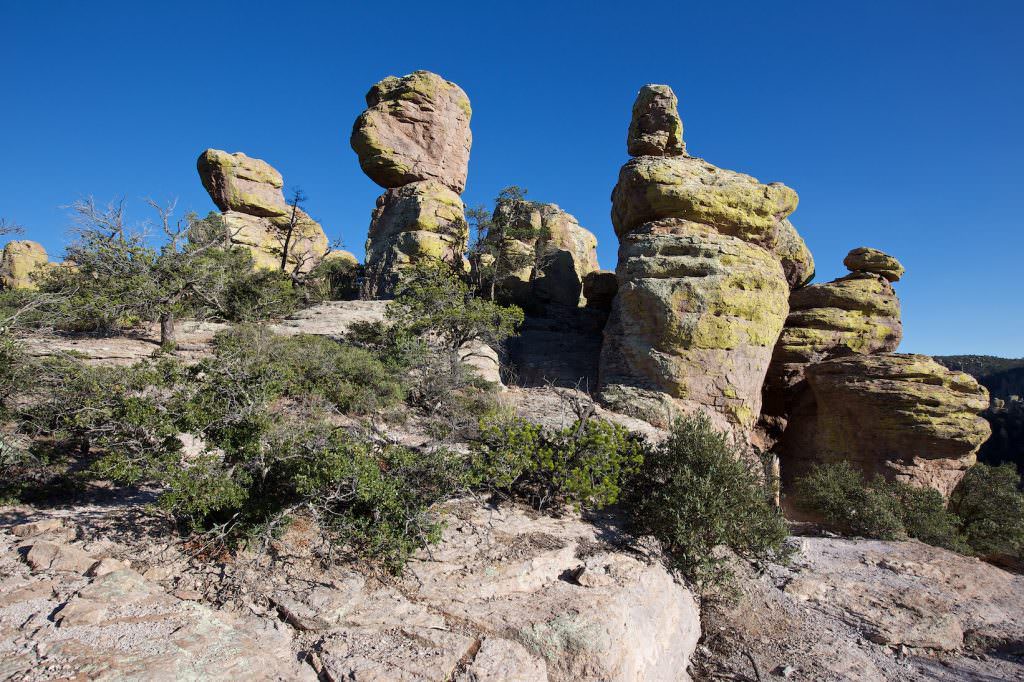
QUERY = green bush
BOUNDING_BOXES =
[472,414,644,510]
[625,414,789,590]
[794,462,997,555]
[794,462,904,539]
[207,326,405,415]
[949,463,1024,558]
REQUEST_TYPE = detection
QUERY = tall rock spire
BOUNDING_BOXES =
[351,71,472,297]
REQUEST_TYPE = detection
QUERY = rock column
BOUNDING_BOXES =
[599,85,811,431]
[350,71,472,297]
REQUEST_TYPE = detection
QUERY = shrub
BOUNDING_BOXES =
[949,463,1024,558]
[625,414,789,590]
[472,414,644,510]
[207,326,405,416]
[879,478,969,552]
[794,462,904,539]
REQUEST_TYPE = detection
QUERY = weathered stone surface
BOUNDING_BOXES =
[762,270,902,421]
[781,354,991,496]
[2,529,312,680]
[773,219,815,289]
[404,500,701,681]
[362,180,468,296]
[489,200,600,311]
[197,149,287,217]
[198,149,330,272]
[582,270,618,311]
[321,249,359,268]
[351,70,472,193]
[0,240,48,290]
[782,538,1024,651]
[844,246,904,282]
[611,155,799,245]
[25,541,96,574]
[627,84,685,157]
[222,209,330,273]
[600,220,789,429]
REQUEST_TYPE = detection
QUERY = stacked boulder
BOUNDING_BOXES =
[599,84,812,431]
[197,149,333,272]
[487,199,600,313]
[0,240,49,290]
[768,249,991,496]
[351,71,472,297]
[762,247,904,424]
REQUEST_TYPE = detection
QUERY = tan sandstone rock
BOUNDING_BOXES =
[601,220,789,430]
[762,260,903,423]
[352,71,473,297]
[627,83,685,157]
[600,83,804,431]
[780,353,991,496]
[198,149,329,273]
[844,246,904,282]
[361,179,468,296]
[489,199,601,311]
[351,70,472,193]
[0,240,49,290]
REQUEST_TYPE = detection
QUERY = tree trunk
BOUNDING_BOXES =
[281,204,298,271]
[160,311,176,349]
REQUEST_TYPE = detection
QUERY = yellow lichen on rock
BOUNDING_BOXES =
[0,240,49,290]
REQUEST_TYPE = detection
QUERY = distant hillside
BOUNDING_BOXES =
[935,355,1024,399]
[934,355,1024,476]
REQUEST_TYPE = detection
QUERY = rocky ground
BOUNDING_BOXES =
[4,302,1024,681]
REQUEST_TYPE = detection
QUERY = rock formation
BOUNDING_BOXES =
[600,84,811,431]
[0,240,49,290]
[197,149,332,272]
[488,199,601,312]
[779,354,991,496]
[351,71,472,296]
[762,248,904,423]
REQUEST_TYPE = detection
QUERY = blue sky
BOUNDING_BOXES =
[2,1,1021,356]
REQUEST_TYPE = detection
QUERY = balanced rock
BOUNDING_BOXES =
[350,70,472,193]
[489,199,600,311]
[627,84,685,157]
[601,84,802,431]
[0,240,49,290]
[352,71,473,297]
[197,149,288,217]
[781,354,991,497]
[762,267,902,422]
[197,149,329,273]
[362,180,468,297]
[844,246,904,282]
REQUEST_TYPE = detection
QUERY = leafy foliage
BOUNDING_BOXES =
[472,414,644,510]
[949,463,1024,558]
[796,461,1024,558]
[626,414,789,590]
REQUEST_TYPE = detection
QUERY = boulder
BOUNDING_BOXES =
[197,149,330,272]
[774,219,815,289]
[582,270,618,311]
[601,84,803,431]
[844,246,904,282]
[0,240,49,290]
[780,354,991,496]
[488,199,601,311]
[352,71,473,297]
[362,180,468,297]
[627,84,685,157]
[222,209,329,273]
[762,269,902,421]
[611,155,800,246]
[197,149,288,217]
[350,70,472,193]
[600,220,789,430]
